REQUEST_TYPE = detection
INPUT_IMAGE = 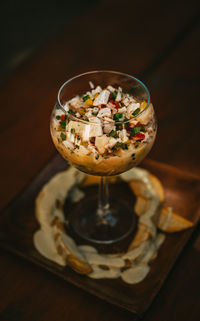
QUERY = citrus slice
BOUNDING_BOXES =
[157,207,193,232]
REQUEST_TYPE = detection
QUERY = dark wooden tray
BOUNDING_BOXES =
[0,155,199,319]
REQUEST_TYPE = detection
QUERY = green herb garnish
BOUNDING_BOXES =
[132,108,140,116]
[60,132,66,141]
[112,142,122,151]
[131,127,140,135]
[71,128,75,134]
[116,123,123,130]
[56,115,61,120]
[113,113,123,121]
[60,121,66,129]
[83,95,90,102]
[122,143,128,150]
[110,92,117,100]
[92,112,98,116]
[109,130,119,138]
[68,109,75,115]
[95,154,99,160]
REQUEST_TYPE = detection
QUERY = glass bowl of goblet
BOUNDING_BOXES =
[50,70,157,252]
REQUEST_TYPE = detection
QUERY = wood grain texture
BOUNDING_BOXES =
[0,155,199,318]
[0,0,200,320]
[145,24,200,175]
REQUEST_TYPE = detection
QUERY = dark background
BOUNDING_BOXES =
[0,0,99,79]
[0,1,200,321]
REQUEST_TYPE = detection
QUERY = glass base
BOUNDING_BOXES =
[65,192,137,254]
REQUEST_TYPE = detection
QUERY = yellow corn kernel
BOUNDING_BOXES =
[85,98,93,106]
[94,93,99,99]
[78,108,85,115]
[141,101,147,110]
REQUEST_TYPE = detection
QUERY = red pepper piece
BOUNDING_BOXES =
[133,133,145,140]
[60,114,66,121]
[110,100,121,109]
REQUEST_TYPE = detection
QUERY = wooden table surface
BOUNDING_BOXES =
[0,0,200,320]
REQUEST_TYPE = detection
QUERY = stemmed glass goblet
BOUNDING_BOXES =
[50,71,157,252]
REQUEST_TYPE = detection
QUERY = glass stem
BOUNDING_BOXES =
[97,176,110,218]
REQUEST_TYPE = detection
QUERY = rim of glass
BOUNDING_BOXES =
[57,70,151,125]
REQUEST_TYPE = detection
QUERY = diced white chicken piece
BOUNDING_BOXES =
[127,102,140,117]
[85,108,93,118]
[88,116,101,124]
[103,116,115,123]
[122,97,130,106]
[116,91,122,102]
[63,102,69,112]
[66,131,75,143]
[107,102,117,112]
[89,122,103,137]
[92,107,99,114]
[68,96,82,109]
[103,123,116,134]
[105,137,118,150]
[75,112,81,118]
[136,103,153,125]
[95,135,110,154]
[95,135,119,154]
[129,95,137,103]
[97,107,112,118]
[67,120,102,141]
[67,121,89,141]
[93,89,110,106]
[89,81,94,89]
[91,86,102,96]
[87,143,97,154]
[118,107,126,113]
[119,129,129,143]
[107,85,116,92]
[118,86,122,91]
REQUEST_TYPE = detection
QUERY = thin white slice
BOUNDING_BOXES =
[122,240,150,261]
[60,233,87,262]
[84,252,125,268]
[121,264,150,284]
[78,245,98,254]
[34,229,66,266]
[36,167,86,228]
